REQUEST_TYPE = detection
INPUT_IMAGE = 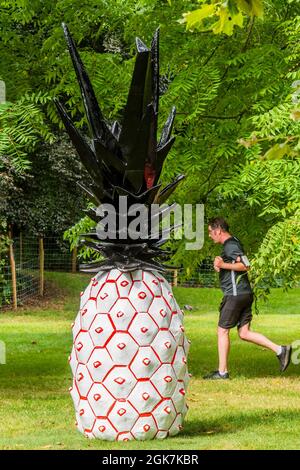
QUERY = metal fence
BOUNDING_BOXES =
[165,263,218,288]
[0,235,216,310]
[12,236,76,272]
[0,235,76,310]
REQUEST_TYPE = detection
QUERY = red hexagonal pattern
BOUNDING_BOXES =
[130,346,160,379]
[87,347,114,382]
[70,270,190,440]
[89,314,115,347]
[128,312,159,346]
[87,383,115,417]
[127,380,162,414]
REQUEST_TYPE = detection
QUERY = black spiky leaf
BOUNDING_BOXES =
[55,24,185,272]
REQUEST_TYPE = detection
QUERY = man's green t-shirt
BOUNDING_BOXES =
[219,236,252,296]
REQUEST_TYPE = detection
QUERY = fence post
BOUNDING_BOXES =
[0,80,6,103]
[39,236,44,296]
[173,269,178,287]
[19,230,23,269]
[8,227,17,310]
[72,246,77,273]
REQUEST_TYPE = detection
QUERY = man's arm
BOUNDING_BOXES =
[214,256,250,272]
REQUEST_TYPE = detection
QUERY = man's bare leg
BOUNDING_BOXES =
[238,323,279,352]
[218,326,230,373]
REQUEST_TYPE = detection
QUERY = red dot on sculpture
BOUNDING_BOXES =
[164,376,172,383]
[114,377,125,384]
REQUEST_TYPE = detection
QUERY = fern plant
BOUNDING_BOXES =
[250,207,300,297]
[0,93,55,173]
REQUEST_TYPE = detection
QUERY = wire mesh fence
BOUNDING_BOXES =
[0,235,216,310]
[12,236,76,272]
[0,235,76,310]
[165,262,218,288]
[1,261,39,307]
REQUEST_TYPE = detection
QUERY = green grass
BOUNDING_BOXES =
[0,271,300,450]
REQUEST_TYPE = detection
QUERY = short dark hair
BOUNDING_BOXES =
[208,217,229,232]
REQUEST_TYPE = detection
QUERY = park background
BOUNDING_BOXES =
[0,0,300,450]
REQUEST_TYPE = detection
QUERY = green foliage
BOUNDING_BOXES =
[181,0,264,36]
[219,46,300,295]
[0,0,299,294]
[0,89,57,237]
[3,136,91,236]
[0,96,54,173]
[250,208,300,296]
[63,215,101,262]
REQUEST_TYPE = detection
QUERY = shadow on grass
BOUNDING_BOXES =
[190,362,300,379]
[188,342,300,378]
[182,409,300,437]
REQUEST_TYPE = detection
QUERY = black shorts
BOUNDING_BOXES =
[218,293,253,329]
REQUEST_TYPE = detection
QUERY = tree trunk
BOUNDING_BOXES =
[72,247,77,273]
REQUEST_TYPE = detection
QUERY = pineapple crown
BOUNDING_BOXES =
[54,23,185,273]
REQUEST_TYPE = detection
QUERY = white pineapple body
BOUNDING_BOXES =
[69,269,190,441]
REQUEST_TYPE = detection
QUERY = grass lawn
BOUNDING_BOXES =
[0,271,300,450]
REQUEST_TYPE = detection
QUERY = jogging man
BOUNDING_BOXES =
[204,217,292,380]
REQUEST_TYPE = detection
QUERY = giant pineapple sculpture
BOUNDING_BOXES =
[55,24,190,441]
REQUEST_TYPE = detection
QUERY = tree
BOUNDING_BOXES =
[181,0,264,36]
[0,0,299,293]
